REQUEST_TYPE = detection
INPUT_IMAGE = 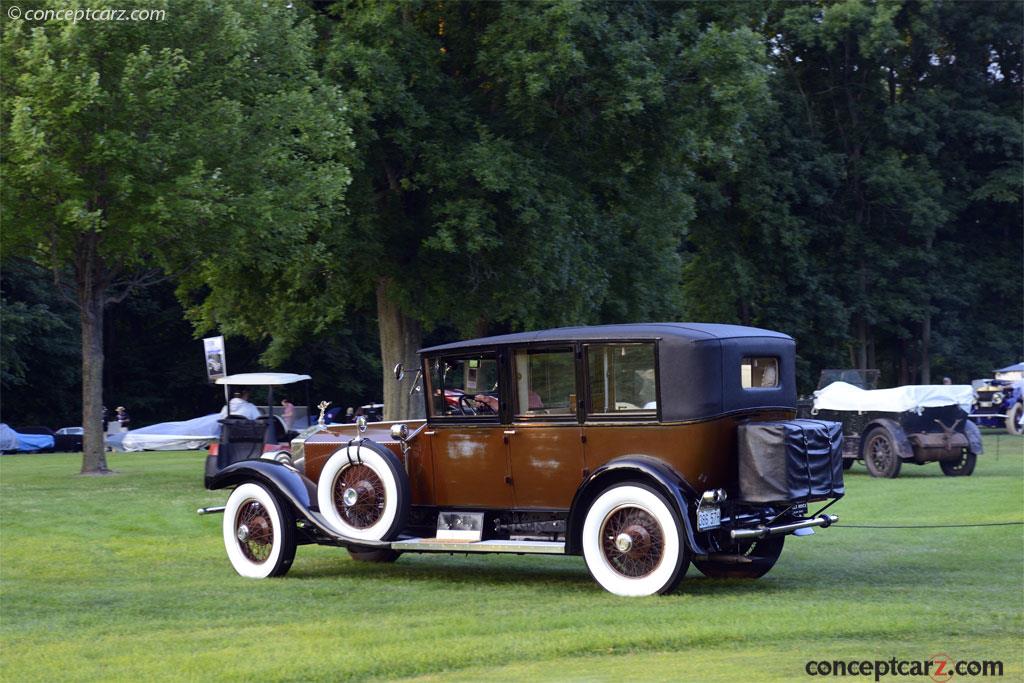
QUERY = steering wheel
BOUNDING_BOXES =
[457,395,478,415]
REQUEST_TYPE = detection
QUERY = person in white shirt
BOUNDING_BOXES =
[220,390,262,420]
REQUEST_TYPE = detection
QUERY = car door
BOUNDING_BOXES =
[506,346,586,509]
[424,352,515,508]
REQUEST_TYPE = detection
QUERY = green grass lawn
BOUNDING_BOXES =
[2,433,1022,682]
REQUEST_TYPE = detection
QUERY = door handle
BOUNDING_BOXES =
[425,431,436,436]
[503,429,515,444]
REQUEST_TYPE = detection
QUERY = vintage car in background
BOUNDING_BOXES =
[971,362,1024,435]
[200,323,845,596]
[803,376,983,477]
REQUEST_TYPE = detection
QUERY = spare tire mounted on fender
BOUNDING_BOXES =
[317,440,410,542]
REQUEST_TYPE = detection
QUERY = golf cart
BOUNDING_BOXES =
[205,373,311,479]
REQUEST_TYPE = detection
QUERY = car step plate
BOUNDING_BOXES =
[390,538,565,555]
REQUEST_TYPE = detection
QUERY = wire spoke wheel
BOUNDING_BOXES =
[235,500,274,563]
[333,463,386,529]
[222,482,296,578]
[600,505,665,579]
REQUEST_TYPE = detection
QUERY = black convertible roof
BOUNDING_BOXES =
[420,323,791,354]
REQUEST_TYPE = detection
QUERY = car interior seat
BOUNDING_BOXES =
[217,416,265,468]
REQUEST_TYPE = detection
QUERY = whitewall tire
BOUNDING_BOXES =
[582,483,689,596]
[317,443,409,542]
[222,482,296,579]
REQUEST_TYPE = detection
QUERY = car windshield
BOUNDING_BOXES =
[817,369,880,390]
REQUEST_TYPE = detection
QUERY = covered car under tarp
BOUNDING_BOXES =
[0,423,54,452]
[108,413,221,452]
[812,382,975,414]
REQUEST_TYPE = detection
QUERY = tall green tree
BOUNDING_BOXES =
[257,0,770,419]
[1,1,352,472]
[685,0,1021,388]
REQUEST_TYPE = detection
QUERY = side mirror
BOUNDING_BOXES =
[394,363,405,381]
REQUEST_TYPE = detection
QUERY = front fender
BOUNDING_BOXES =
[861,418,915,461]
[566,455,706,556]
[205,459,390,548]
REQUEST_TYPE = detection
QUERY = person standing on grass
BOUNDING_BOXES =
[116,406,131,432]
[281,398,295,431]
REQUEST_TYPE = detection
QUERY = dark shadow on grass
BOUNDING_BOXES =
[285,552,806,597]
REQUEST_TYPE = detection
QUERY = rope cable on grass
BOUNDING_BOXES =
[833,521,1024,529]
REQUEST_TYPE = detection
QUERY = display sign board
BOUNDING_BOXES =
[203,335,227,382]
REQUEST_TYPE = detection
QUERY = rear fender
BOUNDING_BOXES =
[566,455,706,556]
[205,459,390,548]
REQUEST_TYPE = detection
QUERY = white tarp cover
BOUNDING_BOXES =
[108,413,222,452]
[813,382,975,414]
[215,373,311,386]
[0,424,18,451]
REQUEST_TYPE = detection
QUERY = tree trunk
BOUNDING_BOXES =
[79,277,109,474]
[920,314,931,384]
[856,314,868,371]
[376,278,424,421]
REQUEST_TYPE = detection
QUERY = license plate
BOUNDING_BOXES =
[697,505,721,531]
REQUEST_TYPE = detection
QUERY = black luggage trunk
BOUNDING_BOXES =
[738,419,845,504]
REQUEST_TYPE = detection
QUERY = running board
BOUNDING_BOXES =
[390,538,565,555]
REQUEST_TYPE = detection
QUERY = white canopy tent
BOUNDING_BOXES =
[812,381,975,414]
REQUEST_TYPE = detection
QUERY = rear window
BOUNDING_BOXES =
[742,357,779,388]
[586,343,657,416]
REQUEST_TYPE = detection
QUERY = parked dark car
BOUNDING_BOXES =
[55,427,84,452]
[800,372,983,478]
[202,323,845,596]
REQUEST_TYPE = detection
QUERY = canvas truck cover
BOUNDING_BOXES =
[738,419,845,504]
[812,382,975,414]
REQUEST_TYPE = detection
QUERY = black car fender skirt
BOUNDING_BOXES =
[205,459,391,548]
[566,455,706,556]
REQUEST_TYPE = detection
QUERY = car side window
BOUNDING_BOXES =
[585,343,657,416]
[513,348,576,417]
[427,355,501,418]
[741,357,779,388]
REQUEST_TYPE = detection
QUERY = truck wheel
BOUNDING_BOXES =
[842,458,854,471]
[347,546,401,563]
[693,536,785,579]
[863,428,902,478]
[581,483,689,596]
[940,451,977,476]
[318,442,409,542]
[1006,402,1023,436]
[223,483,297,578]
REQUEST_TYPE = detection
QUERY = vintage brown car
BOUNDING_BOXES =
[202,323,845,596]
